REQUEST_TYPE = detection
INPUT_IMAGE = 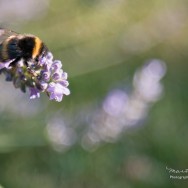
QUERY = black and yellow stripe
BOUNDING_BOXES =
[0,29,48,65]
[32,37,42,59]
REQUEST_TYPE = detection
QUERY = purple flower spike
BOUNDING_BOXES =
[29,87,40,99]
[46,52,53,60]
[38,57,47,66]
[0,60,14,70]
[1,51,70,102]
[52,69,63,81]
[43,62,52,72]
[42,71,51,82]
[61,72,68,80]
[40,81,48,91]
[5,72,13,81]
[0,63,5,70]
[47,82,70,102]
[51,60,62,71]
[59,80,69,87]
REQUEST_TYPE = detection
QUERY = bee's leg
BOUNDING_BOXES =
[24,59,29,67]
[9,57,20,67]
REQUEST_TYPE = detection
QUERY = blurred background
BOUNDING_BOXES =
[0,0,188,187]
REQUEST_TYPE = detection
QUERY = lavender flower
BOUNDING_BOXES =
[47,82,70,102]
[0,52,70,102]
[0,60,13,69]
[29,87,40,99]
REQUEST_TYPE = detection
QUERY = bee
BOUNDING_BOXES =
[0,28,48,67]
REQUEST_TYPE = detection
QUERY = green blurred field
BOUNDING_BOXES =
[0,0,188,187]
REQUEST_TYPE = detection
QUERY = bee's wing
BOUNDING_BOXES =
[0,28,18,44]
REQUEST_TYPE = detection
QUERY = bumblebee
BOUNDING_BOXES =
[0,28,48,67]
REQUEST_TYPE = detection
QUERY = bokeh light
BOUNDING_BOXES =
[0,0,187,187]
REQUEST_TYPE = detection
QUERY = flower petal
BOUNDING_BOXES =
[29,87,40,99]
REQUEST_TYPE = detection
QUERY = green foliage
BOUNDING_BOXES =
[0,0,188,187]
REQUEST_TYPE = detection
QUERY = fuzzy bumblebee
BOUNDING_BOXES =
[0,28,47,65]
[0,28,70,102]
